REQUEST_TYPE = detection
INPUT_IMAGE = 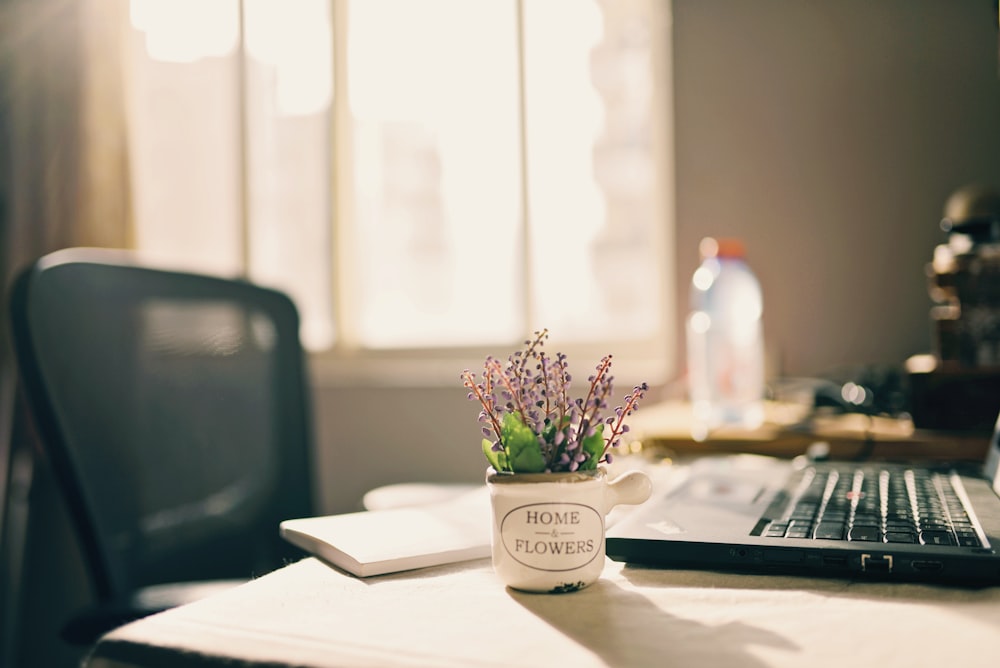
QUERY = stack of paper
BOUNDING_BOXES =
[280,486,491,577]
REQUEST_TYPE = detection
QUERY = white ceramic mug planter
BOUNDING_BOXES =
[486,467,651,593]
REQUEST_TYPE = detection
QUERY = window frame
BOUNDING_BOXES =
[125,0,677,389]
[312,0,676,388]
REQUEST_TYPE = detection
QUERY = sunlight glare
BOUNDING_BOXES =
[524,0,614,338]
[130,0,238,64]
[692,265,717,292]
[244,0,333,116]
[348,0,522,347]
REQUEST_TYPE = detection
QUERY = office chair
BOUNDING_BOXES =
[6,248,315,645]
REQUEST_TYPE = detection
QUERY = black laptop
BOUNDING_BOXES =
[606,414,1000,583]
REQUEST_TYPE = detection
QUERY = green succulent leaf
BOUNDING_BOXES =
[482,438,507,472]
[542,421,557,443]
[501,412,546,473]
[578,423,605,471]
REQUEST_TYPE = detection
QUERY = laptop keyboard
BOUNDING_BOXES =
[760,466,982,547]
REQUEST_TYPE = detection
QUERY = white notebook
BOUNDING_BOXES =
[280,486,491,577]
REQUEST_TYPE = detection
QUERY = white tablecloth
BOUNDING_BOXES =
[86,554,1000,668]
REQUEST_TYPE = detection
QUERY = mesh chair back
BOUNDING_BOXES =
[8,248,315,603]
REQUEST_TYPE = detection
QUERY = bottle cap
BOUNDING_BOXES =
[699,237,745,259]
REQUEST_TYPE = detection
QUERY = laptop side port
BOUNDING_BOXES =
[861,553,893,573]
[910,560,943,573]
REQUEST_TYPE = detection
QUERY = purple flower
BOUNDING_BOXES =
[462,330,648,473]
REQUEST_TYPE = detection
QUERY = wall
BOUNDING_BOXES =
[672,0,1000,377]
[313,0,1000,514]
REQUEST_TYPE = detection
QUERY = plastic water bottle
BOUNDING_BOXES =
[686,237,765,440]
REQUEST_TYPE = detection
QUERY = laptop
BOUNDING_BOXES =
[606,413,1000,583]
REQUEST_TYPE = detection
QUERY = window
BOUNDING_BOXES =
[125,0,674,382]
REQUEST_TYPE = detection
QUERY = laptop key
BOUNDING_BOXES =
[764,522,788,537]
[919,530,955,546]
[885,522,916,533]
[848,525,881,542]
[884,531,917,543]
[814,522,846,540]
[956,534,982,547]
[786,520,813,534]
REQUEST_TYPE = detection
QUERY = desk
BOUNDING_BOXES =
[628,400,992,462]
[86,553,1000,668]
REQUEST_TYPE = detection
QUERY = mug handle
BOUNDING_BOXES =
[606,470,652,511]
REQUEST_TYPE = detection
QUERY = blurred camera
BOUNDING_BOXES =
[908,183,1000,432]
